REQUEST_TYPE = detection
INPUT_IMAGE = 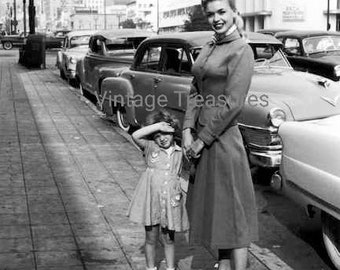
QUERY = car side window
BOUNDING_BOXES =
[253,45,275,59]
[283,38,301,56]
[162,47,191,75]
[136,46,162,71]
[90,38,103,54]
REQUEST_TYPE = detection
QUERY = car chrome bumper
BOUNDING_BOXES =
[248,150,282,168]
[66,69,76,79]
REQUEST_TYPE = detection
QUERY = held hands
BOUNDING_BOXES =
[182,128,204,161]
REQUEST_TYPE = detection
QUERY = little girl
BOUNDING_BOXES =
[127,110,189,270]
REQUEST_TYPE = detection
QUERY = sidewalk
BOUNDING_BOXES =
[0,56,280,270]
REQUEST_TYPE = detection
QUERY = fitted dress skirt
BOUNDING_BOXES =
[186,125,258,253]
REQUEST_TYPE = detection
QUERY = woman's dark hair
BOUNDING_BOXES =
[145,110,180,134]
[201,0,236,11]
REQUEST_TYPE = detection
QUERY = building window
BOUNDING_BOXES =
[338,0,340,9]
[178,8,185,16]
[258,16,264,29]
[337,15,340,31]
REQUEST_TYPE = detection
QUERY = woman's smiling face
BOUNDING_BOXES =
[204,0,235,36]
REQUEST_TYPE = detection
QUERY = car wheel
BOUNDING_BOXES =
[117,106,130,132]
[322,211,340,269]
[3,41,13,50]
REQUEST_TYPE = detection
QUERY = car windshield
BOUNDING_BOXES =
[70,35,91,48]
[303,36,340,54]
[253,47,290,68]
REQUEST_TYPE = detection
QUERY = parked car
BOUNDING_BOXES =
[45,29,71,49]
[76,29,154,100]
[256,28,291,36]
[1,30,69,50]
[275,30,340,81]
[56,30,95,82]
[98,31,340,169]
[274,115,340,269]
[1,32,26,50]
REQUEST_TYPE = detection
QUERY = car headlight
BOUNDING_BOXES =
[334,65,340,77]
[69,57,77,64]
[269,108,286,127]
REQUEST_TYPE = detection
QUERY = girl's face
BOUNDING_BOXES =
[205,0,235,36]
[154,132,174,149]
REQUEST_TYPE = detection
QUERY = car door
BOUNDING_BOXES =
[282,37,311,72]
[83,36,105,93]
[153,44,193,125]
[121,43,162,125]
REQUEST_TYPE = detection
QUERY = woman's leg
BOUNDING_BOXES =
[217,249,231,270]
[230,247,248,270]
[145,225,160,269]
[160,227,175,269]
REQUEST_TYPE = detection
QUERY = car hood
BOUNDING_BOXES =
[309,52,340,65]
[250,67,340,121]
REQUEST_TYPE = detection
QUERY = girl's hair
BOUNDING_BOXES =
[145,110,180,133]
[201,0,236,11]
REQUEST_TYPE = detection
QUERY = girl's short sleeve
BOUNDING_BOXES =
[142,140,156,158]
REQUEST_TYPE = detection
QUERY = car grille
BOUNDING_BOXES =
[239,125,282,150]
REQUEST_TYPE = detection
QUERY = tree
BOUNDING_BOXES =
[119,19,136,29]
[183,5,211,32]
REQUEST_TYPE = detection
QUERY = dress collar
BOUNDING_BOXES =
[209,24,241,45]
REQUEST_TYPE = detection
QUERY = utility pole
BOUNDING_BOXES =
[156,0,159,33]
[104,0,107,30]
[13,0,17,33]
[23,0,27,35]
[327,0,331,30]
[28,0,35,34]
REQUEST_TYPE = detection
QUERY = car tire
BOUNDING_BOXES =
[117,106,130,132]
[322,211,340,269]
[3,41,13,50]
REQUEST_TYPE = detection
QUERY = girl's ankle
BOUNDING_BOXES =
[166,268,176,270]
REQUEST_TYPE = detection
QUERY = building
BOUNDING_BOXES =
[237,0,340,32]
[158,0,200,32]
[70,5,126,30]
[138,0,340,33]
[126,0,155,30]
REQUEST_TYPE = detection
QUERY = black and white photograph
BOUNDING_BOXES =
[0,0,340,269]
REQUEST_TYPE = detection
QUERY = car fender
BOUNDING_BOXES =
[56,51,62,68]
[101,77,136,125]
[279,116,340,220]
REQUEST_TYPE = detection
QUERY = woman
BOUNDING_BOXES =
[182,0,258,269]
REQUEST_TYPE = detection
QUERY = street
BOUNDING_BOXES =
[0,47,336,270]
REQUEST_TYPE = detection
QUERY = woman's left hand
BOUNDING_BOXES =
[187,138,205,159]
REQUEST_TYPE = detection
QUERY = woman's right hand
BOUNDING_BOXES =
[182,128,194,160]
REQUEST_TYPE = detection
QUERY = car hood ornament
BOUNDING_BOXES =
[317,77,330,88]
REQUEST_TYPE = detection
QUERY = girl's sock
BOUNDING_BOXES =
[146,267,157,270]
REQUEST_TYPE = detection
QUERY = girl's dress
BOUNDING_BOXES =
[127,141,189,232]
